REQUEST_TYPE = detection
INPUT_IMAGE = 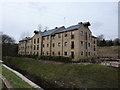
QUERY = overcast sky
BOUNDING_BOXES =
[1,2,118,42]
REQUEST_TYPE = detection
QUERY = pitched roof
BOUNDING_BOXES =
[38,22,90,36]
[19,37,31,42]
[40,26,65,36]
[20,22,90,41]
[40,28,58,36]
[56,23,83,34]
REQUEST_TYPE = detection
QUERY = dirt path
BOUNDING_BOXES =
[0,74,14,90]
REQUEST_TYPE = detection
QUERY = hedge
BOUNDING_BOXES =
[16,54,72,63]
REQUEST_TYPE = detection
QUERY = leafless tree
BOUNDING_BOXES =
[44,26,49,31]
[20,32,30,40]
[2,34,15,44]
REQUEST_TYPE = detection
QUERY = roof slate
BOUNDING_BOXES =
[40,23,83,36]
[40,28,58,36]
[19,22,90,41]
[56,24,83,34]
[19,37,31,42]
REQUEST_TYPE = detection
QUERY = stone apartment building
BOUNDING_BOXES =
[18,22,97,59]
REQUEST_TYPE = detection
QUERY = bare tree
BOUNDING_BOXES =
[38,24,42,32]
[97,34,104,41]
[44,26,49,30]
[20,32,30,40]
[2,34,15,44]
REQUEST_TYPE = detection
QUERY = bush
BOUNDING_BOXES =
[38,55,72,63]
[16,54,72,63]
[77,57,91,62]
[16,54,38,59]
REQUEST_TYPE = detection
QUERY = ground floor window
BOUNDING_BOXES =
[52,52,54,55]
[58,52,60,55]
[89,52,90,56]
[64,52,67,55]
[81,51,83,56]
[47,51,48,55]
[71,51,74,58]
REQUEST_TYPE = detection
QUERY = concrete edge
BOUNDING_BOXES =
[3,64,43,90]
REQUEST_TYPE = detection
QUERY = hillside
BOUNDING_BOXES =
[3,57,119,88]
[97,46,119,58]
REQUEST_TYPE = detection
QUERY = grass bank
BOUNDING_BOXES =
[98,46,119,55]
[1,66,33,88]
[3,57,119,88]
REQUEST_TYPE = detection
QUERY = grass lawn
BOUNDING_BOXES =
[0,65,33,88]
[3,57,119,88]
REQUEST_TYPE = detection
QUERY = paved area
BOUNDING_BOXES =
[0,74,14,90]
[3,64,43,90]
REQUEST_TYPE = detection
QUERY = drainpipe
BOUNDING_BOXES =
[41,36,43,55]
[50,35,52,56]
[25,40,27,55]
[62,33,63,56]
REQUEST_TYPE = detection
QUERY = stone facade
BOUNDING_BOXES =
[18,22,97,59]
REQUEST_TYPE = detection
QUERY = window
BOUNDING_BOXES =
[34,45,35,50]
[89,52,90,56]
[33,52,35,55]
[47,44,49,47]
[52,52,54,55]
[58,34,61,38]
[64,42,67,46]
[88,43,90,47]
[81,41,83,46]
[52,35,55,39]
[94,46,96,51]
[43,44,44,47]
[80,31,83,36]
[58,42,60,47]
[86,52,87,56]
[53,43,55,47]
[37,38,39,43]
[34,39,36,44]
[58,52,60,55]
[81,51,83,56]
[47,51,48,55]
[71,31,74,39]
[65,32,67,37]
[64,52,67,55]
[71,41,74,49]
[37,45,39,50]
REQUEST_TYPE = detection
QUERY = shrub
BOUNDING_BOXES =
[77,57,91,62]
[38,55,72,62]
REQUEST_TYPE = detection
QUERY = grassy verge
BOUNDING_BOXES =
[1,65,33,88]
[3,57,119,88]
[98,46,119,55]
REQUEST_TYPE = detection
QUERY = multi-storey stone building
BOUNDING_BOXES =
[18,22,97,59]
